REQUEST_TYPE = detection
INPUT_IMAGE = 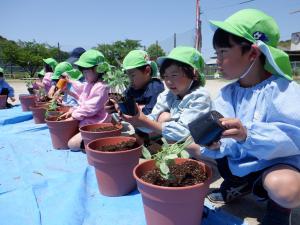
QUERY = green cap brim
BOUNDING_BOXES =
[74,60,94,68]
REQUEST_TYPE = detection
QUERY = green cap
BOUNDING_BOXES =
[0,67,3,73]
[123,50,158,77]
[97,61,111,74]
[210,8,292,80]
[43,58,58,71]
[52,62,73,80]
[157,46,205,81]
[74,49,105,68]
[37,69,45,76]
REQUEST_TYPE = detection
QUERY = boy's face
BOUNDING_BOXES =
[215,40,252,80]
[127,67,151,90]
[162,64,193,98]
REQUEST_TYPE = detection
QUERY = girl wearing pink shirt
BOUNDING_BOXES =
[60,49,110,151]
[41,58,58,94]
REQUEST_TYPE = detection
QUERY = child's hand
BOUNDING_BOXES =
[104,99,118,114]
[121,104,147,127]
[58,111,72,120]
[220,118,247,142]
[9,97,16,102]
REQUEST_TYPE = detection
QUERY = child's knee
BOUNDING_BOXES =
[263,166,300,206]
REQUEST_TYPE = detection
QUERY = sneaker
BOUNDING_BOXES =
[207,180,252,203]
[261,200,292,225]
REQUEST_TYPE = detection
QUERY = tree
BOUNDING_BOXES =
[147,43,165,60]
[16,41,51,77]
[96,39,142,67]
[0,40,20,75]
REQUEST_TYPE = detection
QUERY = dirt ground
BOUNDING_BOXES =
[7,79,300,225]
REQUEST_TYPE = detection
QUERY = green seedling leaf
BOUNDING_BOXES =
[159,162,169,175]
[142,146,152,160]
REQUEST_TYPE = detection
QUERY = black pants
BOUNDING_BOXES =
[0,88,9,102]
[216,157,268,200]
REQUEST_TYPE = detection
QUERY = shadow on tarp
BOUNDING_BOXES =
[0,105,32,126]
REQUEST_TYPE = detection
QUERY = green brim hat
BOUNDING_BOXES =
[43,58,58,71]
[210,8,292,80]
[37,69,45,76]
[52,62,73,80]
[123,50,158,77]
[157,46,205,81]
[74,49,105,68]
[0,67,3,73]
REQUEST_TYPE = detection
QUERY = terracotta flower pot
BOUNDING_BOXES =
[30,106,47,124]
[0,95,7,109]
[79,123,123,164]
[133,158,212,225]
[45,117,79,149]
[35,101,50,108]
[86,136,142,197]
[19,94,36,111]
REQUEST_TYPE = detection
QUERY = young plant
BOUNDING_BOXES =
[24,74,34,88]
[103,69,129,93]
[142,136,194,180]
[45,99,59,118]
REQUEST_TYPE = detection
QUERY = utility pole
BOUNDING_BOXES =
[174,33,177,48]
[57,42,61,62]
[195,0,202,51]
[156,40,159,59]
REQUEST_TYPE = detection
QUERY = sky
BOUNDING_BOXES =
[1,0,300,61]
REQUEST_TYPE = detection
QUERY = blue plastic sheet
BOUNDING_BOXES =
[0,105,33,125]
[0,109,247,225]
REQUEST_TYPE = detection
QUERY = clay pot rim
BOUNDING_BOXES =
[29,106,47,110]
[86,136,142,155]
[79,123,123,133]
[45,118,79,124]
[133,158,212,190]
[19,94,35,98]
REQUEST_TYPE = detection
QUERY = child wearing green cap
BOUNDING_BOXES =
[0,67,15,108]
[32,69,45,93]
[59,49,110,151]
[199,9,300,225]
[41,58,58,95]
[105,50,165,115]
[120,46,212,145]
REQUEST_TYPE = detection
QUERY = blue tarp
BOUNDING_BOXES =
[0,105,33,125]
[0,106,247,225]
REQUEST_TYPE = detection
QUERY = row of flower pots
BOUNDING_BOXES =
[18,94,213,225]
[45,119,212,225]
[84,135,212,225]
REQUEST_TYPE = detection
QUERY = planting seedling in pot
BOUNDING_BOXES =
[41,58,58,96]
[105,50,165,144]
[119,47,213,156]
[50,61,83,107]
[105,50,164,116]
[201,9,300,225]
[31,69,46,95]
[59,49,110,152]
[0,67,15,108]
[134,135,212,225]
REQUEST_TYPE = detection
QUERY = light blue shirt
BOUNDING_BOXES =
[144,85,213,141]
[201,75,300,176]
